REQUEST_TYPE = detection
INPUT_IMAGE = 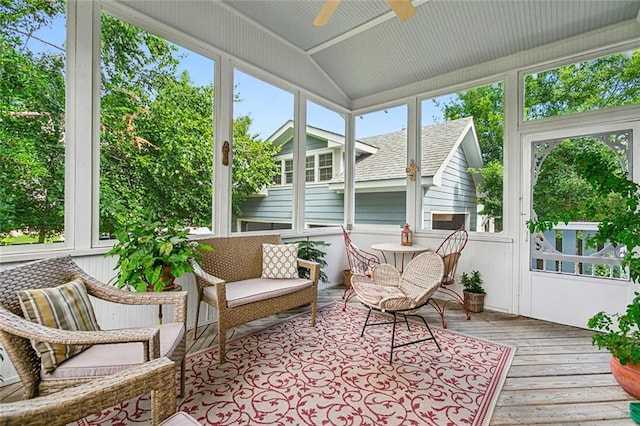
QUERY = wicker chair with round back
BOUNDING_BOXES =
[0,256,187,399]
[341,226,381,310]
[428,228,471,328]
[350,251,445,363]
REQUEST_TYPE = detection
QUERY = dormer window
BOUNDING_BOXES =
[274,153,333,185]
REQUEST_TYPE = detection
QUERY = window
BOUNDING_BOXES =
[99,12,215,238]
[421,82,504,233]
[354,105,408,227]
[318,153,333,181]
[524,50,639,121]
[285,159,294,184]
[305,156,315,182]
[432,213,468,231]
[233,69,293,232]
[0,1,67,246]
[304,100,345,229]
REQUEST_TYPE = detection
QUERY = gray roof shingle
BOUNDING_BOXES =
[331,117,473,183]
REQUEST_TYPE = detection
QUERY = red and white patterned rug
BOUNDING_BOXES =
[78,302,515,425]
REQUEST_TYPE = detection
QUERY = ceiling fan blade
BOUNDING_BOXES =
[313,0,341,26]
[386,0,416,22]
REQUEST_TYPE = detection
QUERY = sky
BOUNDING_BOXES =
[34,14,453,141]
[178,48,451,139]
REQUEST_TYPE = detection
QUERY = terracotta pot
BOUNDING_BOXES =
[609,356,640,399]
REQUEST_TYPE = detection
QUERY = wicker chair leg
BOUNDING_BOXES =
[179,358,185,398]
[193,291,203,337]
[311,302,317,326]
[218,326,227,364]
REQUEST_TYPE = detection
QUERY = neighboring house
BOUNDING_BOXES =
[236,117,483,232]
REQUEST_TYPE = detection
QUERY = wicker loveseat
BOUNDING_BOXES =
[190,234,319,363]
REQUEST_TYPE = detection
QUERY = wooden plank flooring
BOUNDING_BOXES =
[1,285,636,425]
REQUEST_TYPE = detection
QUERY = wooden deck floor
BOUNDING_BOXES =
[2,285,636,424]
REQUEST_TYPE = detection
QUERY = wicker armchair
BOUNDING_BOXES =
[0,357,177,426]
[190,234,319,363]
[0,256,187,399]
[428,228,471,327]
[350,251,444,363]
[341,226,380,310]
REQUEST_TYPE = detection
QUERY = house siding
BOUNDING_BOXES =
[423,145,478,230]
[355,191,406,225]
[277,135,328,156]
[239,186,406,227]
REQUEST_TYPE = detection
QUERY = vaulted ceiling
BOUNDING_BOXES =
[118,0,640,109]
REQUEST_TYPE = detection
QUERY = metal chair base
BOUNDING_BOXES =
[360,304,441,364]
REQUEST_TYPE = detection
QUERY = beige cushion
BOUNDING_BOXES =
[351,281,406,307]
[160,411,201,426]
[17,278,101,373]
[41,322,184,380]
[203,277,313,308]
[261,243,298,279]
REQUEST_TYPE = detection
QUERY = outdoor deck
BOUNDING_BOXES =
[1,285,636,425]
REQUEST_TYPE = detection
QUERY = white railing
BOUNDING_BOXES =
[530,222,627,280]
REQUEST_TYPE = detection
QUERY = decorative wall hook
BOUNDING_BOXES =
[222,140,230,166]
[405,159,418,181]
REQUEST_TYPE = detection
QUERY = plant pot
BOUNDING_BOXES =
[463,291,485,313]
[610,356,640,399]
[343,269,352,290]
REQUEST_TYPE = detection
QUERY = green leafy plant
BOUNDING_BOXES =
[294,238,330,283]
[588,293,640,366]
[461,270,485,294]
[106,220,212,292]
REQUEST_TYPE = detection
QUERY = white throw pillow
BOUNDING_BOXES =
[262,243,299,279]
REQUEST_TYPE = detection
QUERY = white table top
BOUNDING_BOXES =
[370,243,431,254]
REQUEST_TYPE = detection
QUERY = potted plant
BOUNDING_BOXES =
[461,270,486,313]
[588,292,640,398]
[294,238,330,283]
[106,220,212,292]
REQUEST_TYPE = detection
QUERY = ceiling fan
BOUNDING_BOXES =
[313,0,416,26]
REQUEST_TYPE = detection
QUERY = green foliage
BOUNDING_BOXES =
[438,83,504,165]
[588,293,640,366]
[294,238,330,283]
[0,1,66,242]
[231,116,281,217]
[528,153,640,285]
[439,52,639,227]
[461,270,485,294]
[1,5,279,240]
[525,52,640,120]
[105,220,212,292]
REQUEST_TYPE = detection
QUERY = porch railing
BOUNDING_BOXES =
[530,222,627,280]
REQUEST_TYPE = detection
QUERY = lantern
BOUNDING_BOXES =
[401,223,413,246]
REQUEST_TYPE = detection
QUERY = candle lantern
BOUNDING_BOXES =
[401,223,413,246]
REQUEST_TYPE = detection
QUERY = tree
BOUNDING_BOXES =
[0,0,66,243]
[1,4,279,241]
[525,53,640,120]
[438,51,639,228]
[438,83,504,229]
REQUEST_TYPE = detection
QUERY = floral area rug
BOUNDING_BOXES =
[78,302,515,425]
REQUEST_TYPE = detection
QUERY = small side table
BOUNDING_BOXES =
[158,284,182,325]
[371,243,430,272]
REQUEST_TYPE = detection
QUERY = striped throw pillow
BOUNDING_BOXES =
[17,278,101,373]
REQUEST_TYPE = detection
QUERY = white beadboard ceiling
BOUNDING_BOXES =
[118,0,640,109]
